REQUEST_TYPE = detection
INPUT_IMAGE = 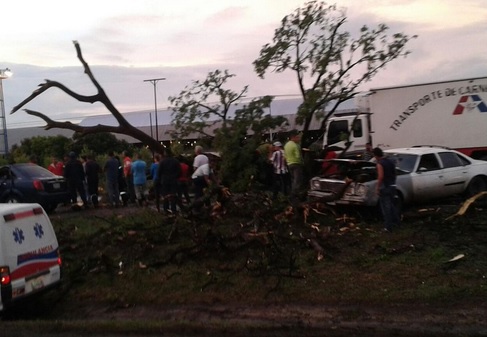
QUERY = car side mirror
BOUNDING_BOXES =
[418,167,428,173]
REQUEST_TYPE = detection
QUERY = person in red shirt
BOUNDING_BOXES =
[178,158,191,204]
[48,156,64,176]
[122,151,136,204]
[322,146,338,176]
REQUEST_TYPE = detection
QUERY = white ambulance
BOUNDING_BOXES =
[0,203,62,311]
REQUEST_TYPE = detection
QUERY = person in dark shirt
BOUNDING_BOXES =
[177,156,191,205]
[64,151,88,208]
[85,154,101,207]
[104,151,121,207]
[373,147,401,232]
[157,149,181,214]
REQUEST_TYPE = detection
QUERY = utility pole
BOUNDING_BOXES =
[0,68,13,156]
[144,77,166,143]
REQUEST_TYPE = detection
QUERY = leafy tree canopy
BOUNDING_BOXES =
[170,70,288,191]
[169,69,249,140]
[10,135,72,166]
[71,132,133,157]
[253,0,416,147]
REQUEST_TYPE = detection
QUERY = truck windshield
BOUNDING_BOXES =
[327,119,363,145]
[327,120,349,145]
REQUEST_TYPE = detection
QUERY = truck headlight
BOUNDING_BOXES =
[310,179,321,190]
[355,184,367,196]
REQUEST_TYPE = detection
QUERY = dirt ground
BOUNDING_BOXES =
[5,300,486,336]
[79,302,487,336]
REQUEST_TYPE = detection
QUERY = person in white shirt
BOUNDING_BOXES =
[269,141,289,200]
[193,145,209,170]
[191,159,217,211]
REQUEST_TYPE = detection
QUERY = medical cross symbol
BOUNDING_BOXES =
[34,223,44,239]
[13,228,25,244]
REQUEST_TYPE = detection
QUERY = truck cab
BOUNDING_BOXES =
[325,112,372,159]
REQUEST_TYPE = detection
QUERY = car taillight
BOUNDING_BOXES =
[33,180,44,191]
[57,249,62,267]
[0,266,11,286]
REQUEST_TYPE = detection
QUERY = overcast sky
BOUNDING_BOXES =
[1,0,486,128]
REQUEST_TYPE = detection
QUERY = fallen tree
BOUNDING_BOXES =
[11,41,166,154]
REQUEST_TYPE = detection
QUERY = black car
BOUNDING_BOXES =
[0,163,70,212]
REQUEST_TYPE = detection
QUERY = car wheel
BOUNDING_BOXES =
[43,204,57,213]
[5,195,22,203]
[394,192,404,214]
[466,176,487,197]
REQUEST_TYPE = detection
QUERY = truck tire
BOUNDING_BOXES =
[466,176,487,197]
[394,192,404,214]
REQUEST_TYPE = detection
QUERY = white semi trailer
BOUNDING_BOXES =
[325,76,487,160]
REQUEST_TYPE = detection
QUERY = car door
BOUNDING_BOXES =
[411,153,448,201]
[437,152,470,196]
[0,166,14,200]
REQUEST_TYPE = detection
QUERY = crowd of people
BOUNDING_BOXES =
[267,133,400,232]
[45,146,220,215]
[43,133,398,230]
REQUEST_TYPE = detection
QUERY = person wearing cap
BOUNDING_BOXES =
[284,130,304,204]
[269,141,289,200]
[64,151,88,208]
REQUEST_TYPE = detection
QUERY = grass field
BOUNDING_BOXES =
[2,193,487,335]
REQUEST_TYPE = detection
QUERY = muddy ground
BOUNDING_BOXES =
[3,300,487,336]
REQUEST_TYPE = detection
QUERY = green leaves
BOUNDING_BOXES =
[169,70,247,140]
[253,0,416,147]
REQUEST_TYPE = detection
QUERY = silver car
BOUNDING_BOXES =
[308,146,487,208]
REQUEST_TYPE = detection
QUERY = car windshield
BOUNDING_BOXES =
[385,153,417,173]
[16,164,57,178]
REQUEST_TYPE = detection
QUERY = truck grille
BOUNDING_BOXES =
[315,180,347,194]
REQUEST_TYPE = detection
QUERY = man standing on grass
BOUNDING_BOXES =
[85,154,101,208]
[284,130,304,205]
[132,153,148,207]
[157,149,181,214]
[374,147,401,232]
[104,151,121,207]
[123,150,136,204]
[269,141,289,200]
[64,151,88,208]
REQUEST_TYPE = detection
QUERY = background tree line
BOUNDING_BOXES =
[0,132,136,168]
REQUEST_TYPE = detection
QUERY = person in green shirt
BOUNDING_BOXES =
[284,130,304,204]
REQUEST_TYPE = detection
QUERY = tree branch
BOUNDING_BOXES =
[10,41,166,154]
